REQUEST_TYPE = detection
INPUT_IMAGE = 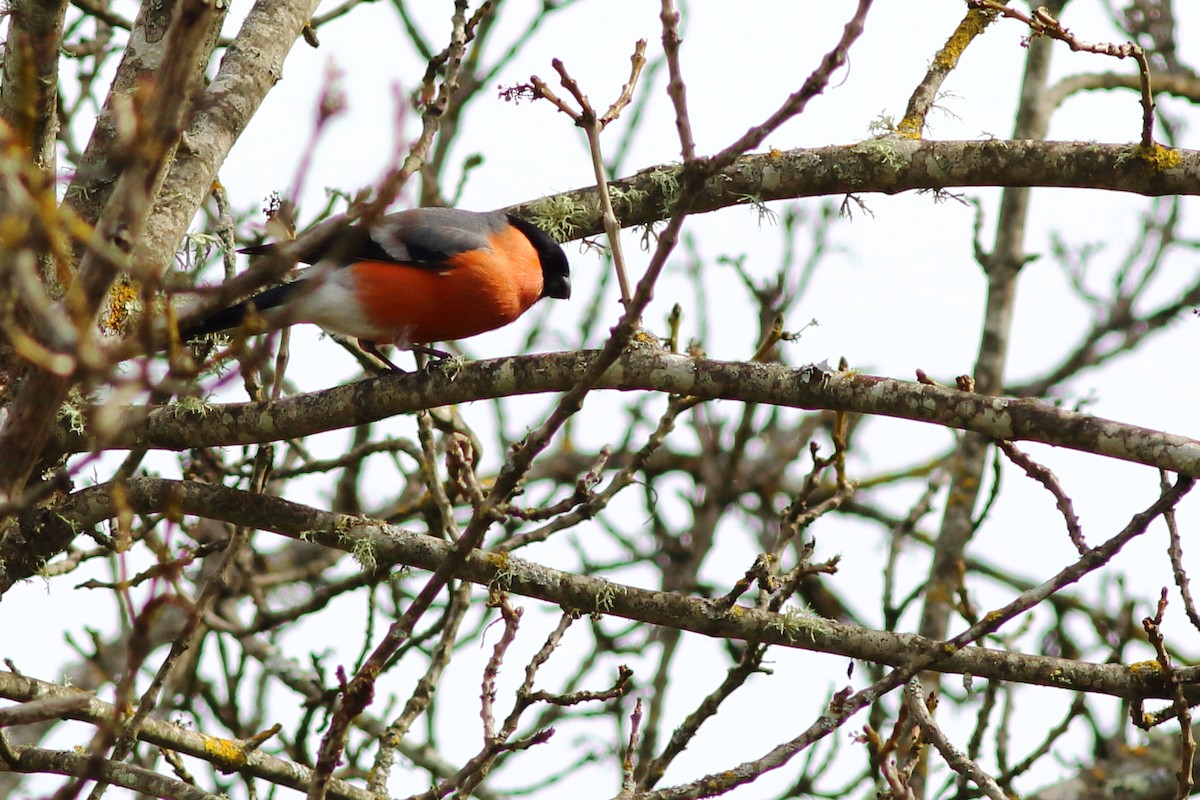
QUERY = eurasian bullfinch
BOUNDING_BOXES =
[184,207,570,367]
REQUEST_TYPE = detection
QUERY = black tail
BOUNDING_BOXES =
[181,282,305,339]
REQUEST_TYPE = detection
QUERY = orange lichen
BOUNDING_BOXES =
[101,277,140,334]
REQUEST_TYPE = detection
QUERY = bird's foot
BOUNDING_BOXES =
[358,339,406,373]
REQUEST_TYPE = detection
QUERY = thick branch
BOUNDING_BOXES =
[136,0,324,273]
[0,0,220,503]
[511,140,1200,239]
[0,671,374,800]
[61,0,226,233]
[29,476,1194,700]
[55,351,1200,477]
[0,745,220,800]
[0,0,69,173]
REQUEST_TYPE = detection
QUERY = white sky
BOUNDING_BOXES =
[4,1,1200,797]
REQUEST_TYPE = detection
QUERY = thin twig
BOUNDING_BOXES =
[904,681,1007,800]
[995,439,1086,553]
[968,0,1157,146]
[529,41,647,307]
[659,0,696,161]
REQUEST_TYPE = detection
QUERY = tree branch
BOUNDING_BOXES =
[510,139,1199,240]
[28,475,1195,700]
[52,351,1200,477]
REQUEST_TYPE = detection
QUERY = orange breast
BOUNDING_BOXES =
[351,224,545,345]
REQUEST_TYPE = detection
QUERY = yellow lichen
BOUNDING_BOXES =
[201,734,247,771]
[630,328,663,350]
[1116,143,1183,171]
[895,115,924,140]
[1128,659,1163,675]
[932,9,992,70]
[1136,143,1182,171]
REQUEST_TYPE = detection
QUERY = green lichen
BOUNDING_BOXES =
[58,389,86,435]
[645,165,682,210]
[852,137,905,170]
[866,113,897,137]
[182,231,223,268]
[594,581,626,614]
[432,355,464,382]
[488,551,515,593]
[607,183,648,215]
[169,396,211,418]
[526,195,591,242]
[767,604,818,642]
[732,193,777,225]
[351,535,377,572]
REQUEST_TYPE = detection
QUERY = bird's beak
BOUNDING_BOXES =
[544,274,571,300]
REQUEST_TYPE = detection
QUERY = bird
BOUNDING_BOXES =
[182,207,571,369]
